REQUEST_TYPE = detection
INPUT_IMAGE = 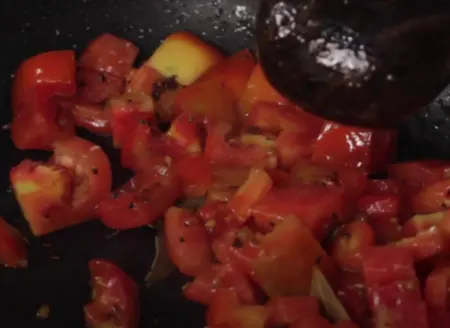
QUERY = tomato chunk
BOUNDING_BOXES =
[76,68,125,104]
[67,102,110,134]
[394,227,445,261]
[411,179,450,214]
[425,264,450,311]
[84,259,139,328]
[267,296,320,327]
[173,155,212,197]
[165,207,213,276]
[0,218,27,268]
[12,50,76,150]
[79,34,138,78]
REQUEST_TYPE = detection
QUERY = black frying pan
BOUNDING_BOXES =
[1,0,450,327]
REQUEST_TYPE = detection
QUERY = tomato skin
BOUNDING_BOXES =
[84,259,139,328]
[165,207,213,276]
[12,50,76,150]
[266,296,320,327]
[79,34,138,78]
[98,166,180,230]
[166,114,202,154]
[411,179,450,214]
[251,184,344,240]
[358,194,402,243]
[76,68,125,104]
[183,264,258,305]
[198,49,255,101]
[312,122,396,172]
[276,131,316,169]
[174,155,212,197]
[0,218,28,268]
[126,65,164,95]
[67,102,110,134]
[228,167,273,223]
[361,247,416,286]
[331,221,376,272]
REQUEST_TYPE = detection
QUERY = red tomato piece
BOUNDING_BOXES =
[174,155,212,197]
[358,194,402,243]
[0,218,27,268]
[198,201,238,238]
[247,101,324,135]
[250,184,344,240]
[427,307,450,328]
[12,50,76,150]
[425,265,450,310]
[267,296,320,327]
[126,65,165,95]
[173,78,237,124]
[166,114,202,154]
[312,122,396,173]
[394,227,445,261]
[361,246,416,286]
[205,121,278,169]
[251,217,328,296]
[109,92,155,147]
[11,137,112,236]
[76,68,125,104]
[389,160,450,193]
[331,221,376,272]
[335,321,359,328]
[98,165,180,230]
[411,179,450,214]
[65,102,110,134]
[84,259,139,328]
[365,179,401,196]
[165,207,213,276]
[183,264,257,305]
[79,34,138,78]
[238,64,290,116]
[276,131,316,169]
[332,271,370,327]
[228,167,273,223]
[198,49,255,101]
[289,315,333,328]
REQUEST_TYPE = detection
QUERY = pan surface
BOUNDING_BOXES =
[1,0,450,327]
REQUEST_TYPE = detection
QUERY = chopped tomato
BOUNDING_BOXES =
[403,211,450,237]
[238,64,290,116]
[126,65,164,95]
[394,227,445,261]
[312,122,396,173]
[11,137,112,236]
[428,307,450,328]
[207,289,268,328]
[335,321,359,328]
[411,179,450,214]
[332,271,370,327]
[183,264,258,305]
[289,315,333,328]
[166,114,202,154]
[250,184,344,240]
[12,50,76,150]
[425,264,450,310]
[79,34,138,78]
[361,247,416,286]
[109,92,155,147]
[247,102,323,135]
[173,78,237,124]
[198,49,256,101]
[174,155,212,197]
[98,164,180,230]
[365,179,402,196]
[389,160,450,194]
[0,218,28,268]
[84,259,139,328]
[251,217,328,296]
[228,167,273,223]
[164,207,213,276]
[76,68,125,104]
[358,194,402,243]
[276,131,316,169]
[331,221,376,272]
[267,296,320,327]
[205,121,278,169]
[64,102,110,134]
